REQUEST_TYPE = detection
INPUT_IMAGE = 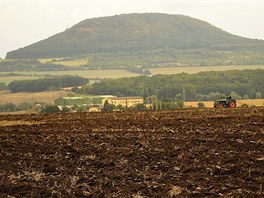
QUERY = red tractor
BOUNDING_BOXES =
[214,96,236,108]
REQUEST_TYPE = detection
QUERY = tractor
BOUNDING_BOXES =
[214,96,236,108]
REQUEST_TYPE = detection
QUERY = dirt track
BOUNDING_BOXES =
[0,108,263,197]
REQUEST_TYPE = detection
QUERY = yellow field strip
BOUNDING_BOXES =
[185,99,264,108]
[150,65,264,75]
[0,91,68,105]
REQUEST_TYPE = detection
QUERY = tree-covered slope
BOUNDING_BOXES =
[84,69,264,101]
[6,13,264,59]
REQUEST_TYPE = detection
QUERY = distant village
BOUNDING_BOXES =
[54,95,146,113]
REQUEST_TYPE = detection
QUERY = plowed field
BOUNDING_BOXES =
[0,108,263,197]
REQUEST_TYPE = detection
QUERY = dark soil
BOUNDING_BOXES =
[0,108,263,197]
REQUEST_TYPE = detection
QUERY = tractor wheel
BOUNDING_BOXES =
[229,101,236,108]
[217,103,224,108]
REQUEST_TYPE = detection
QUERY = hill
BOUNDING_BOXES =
[6,13,264,67]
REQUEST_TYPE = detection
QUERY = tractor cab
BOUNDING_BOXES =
[214,96,236,108]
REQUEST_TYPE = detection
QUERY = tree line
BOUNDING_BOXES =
[80,69,264,101]
[0,102,34,112]
[8,76,89,93]
[0,59,82,72]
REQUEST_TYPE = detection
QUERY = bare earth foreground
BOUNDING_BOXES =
[0,108,263,197]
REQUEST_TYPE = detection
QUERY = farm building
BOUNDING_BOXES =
[102,97,144,108]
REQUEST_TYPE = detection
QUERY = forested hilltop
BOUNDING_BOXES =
[81,69,264,101]
[6,13,264,68]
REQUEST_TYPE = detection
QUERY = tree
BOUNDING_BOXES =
[114,104,125,111]
[18,102,33,111]
[175,94,183,101]
[184,84,196,101]
[103,104,115,112]
[195,94,207,101]
[242,95,249,99]
[102,100,115,112]
[61,107,70,113]
[256,92,262,99]
[0,82,7,90]
[230,90,242,99]
[197,101,205,108]
[41,106,61,114]
[207,92,224,101]
[136,103,147,110]
[0,103,17,112]
[176,100,184,109]
[143,69,152,75]
[161,98,176,110]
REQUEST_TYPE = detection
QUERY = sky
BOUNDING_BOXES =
[0,0,264,58]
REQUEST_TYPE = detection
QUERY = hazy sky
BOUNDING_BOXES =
[1,0,264,58]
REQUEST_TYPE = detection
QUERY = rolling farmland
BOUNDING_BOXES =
[1,65,264,85]
[0,70,139,85]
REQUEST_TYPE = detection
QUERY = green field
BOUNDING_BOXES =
[0,59,14,63]
[38,58,89,67]
[54,58,89,67]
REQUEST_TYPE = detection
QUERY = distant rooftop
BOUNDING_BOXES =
[61,95,116,100]
[110,97,143,100]
[62,97,85,100]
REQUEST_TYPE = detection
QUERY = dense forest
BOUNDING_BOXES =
[3,70,263,102]
[82,69,264,101]
[8,76,88,93]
